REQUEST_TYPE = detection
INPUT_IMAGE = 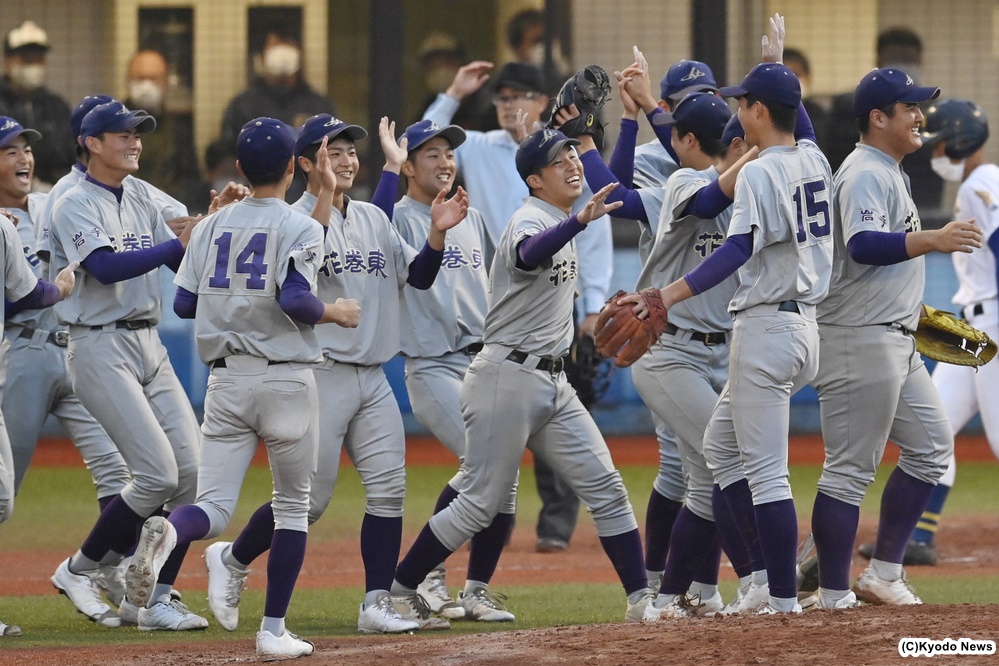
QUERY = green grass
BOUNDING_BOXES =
[2,459,998,648]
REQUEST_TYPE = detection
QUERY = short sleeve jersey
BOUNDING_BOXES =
[636,165,737,332]
[291,192,418,364]
[950,163,999,307]
[0,213,40,329]
[49,177,178,326]
[7,192,60,331]
[392,196,490,357]
[482,197,576,357]
[818,144,923,329]
[728,139,834,312]
[174,197,324,364]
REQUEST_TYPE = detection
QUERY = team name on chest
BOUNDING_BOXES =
[548,256,577,287]
[321,247,388,277]
[441,244,484,271]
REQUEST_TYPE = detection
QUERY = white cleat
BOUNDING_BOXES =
[257,629,315,660]
[204,542,248,631]
[51,558,121,627]
[719,581,770,616]
[392,593,451,630]
[459,586,515,622]
[756,602,803,615]
[625,589,654,623]
[357,594,420,634]
[643,595,697,622]
[0,620,22,637]
[417,568,465,620]
[853,568,922,605]
[126,517,177,608]
[118,597,139,626]
[819,590,860,610]
[137,594,209,631]
[692,590,725,617]
[96,558,127,607]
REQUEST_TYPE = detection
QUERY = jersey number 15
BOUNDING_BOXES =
[792,180,831,243]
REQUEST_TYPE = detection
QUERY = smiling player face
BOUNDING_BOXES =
[89,129,143,176]
[405,136,456,203]
[532,145,583,210]
[0,135,33,203]
[325,137,359,193]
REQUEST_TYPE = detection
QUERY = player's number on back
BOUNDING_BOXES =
[792,180,831,243]
[209,232,269,290]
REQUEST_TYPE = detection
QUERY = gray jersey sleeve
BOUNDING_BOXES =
[50,190,114,264]
[1,214,40,308]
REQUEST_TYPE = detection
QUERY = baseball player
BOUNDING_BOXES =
[811,76,981,609]
[898,99,998,565]
[126,119,360,659]
[0,119,78,639]
[425,61,614,551]
[47,100,208,631]
[624,58,834,615]
[185,113,469,635]
[376,118,517,620]
[388,128,655,624]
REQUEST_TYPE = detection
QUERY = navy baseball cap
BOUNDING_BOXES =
[71,95,115,143]
[719,63,801,109]
[720,114,745,148]
[494,62,546,94]
[660,60,718,103]
[236,117,297,177]
[652,92,731,140]
[294,114,367,158]
[80,101,156,142]
[852,68,940,118]
[515,128,580,181]
[402,119,466,153]
[0,116,41,147]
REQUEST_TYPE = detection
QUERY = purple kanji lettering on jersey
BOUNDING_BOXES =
[441,245,468,270]
[73,231,85,248]
[471,248,483,270]
[343,249,365,273]
[120,232,141,252]
[140,234,153,249]
[366,249,387,277]
[90,227,103,238]
[549,259,575,287]
[321,251,342,276]
[695,231,725,258]
[860,209,874,224]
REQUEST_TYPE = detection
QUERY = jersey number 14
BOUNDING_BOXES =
[209,232,269,290]
[792,180,831,243]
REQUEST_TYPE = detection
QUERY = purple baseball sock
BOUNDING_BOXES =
[754,499,799,600]
[361,513,402,592]
[168,504,212,546]
[263,529,307,619]
[713,485,753,578]
[719,480,766,572]
[467,512,514,583]
[598,528,648,595]
[693,529,722,586]
[660,508,718,595]
[432,483,460,515]
[97,494,117,513]
[231,502,276,567]
[80,495,145,563]
[811,492,859,590]
[396,523,456,590]
[872,468,935,564]
[644,490,683,572]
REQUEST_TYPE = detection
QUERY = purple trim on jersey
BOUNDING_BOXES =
[73,162,87,173]
[660,507,719,595]
[5,278,53,317]
[646,108,681,164]
[84,173,124,203]
[713,484,754,578]
[264,528,308,619]
[871,468,935,564]
[847,230,910,265]
[719,480,766,572]
[644,490,682,571]
[361,513,402,592]
[467,511,514,584]
[598,528,648,595]
[370,170,400,219]
[795,102,816,143]
[683,232,752,294]
[278,261,324,325]
[173,286,198,319]
[753,498,799,600]
[407,240,444,289]
[608,118,639,187]
[83,238,184,285]
[230,502,275,567]
[682,179,732,219]
[516,213,586,270]
[395,522,456,590]
[579,150,646,221]
[811,492,859,591]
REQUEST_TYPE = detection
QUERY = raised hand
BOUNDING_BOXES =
[209,181,251,214]
[762,13,786,63]
[614,70,641,118]
[577,182,623,224]
[446,61,494,100]
[431,185,469,232]
[935,219,983,254]
[379,117,409,171]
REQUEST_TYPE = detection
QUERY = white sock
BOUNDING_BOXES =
[738,574,753,590]
[222,544,250,572]
[261,616,285,636]
[647,569,664,589]
[627,588,651,605]
[464,579,488,595]
[364,589,388,607]
[769,595,798,612]
[69,550,100,573]
[817,587,851,608]
[152,584,173,606]
[752,569,769,586]
[652,593,679,609]
[869,558,903,582]
[688,581,718,601]
[389,579,416,596]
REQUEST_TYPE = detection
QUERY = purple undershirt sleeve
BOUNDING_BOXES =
[173,286,198,319]
[370,171,400,219]
[579,151,647,222]
[795,102,817,143]
[608,119,639,187]
[847,230,910,265]
[683,232,753,294]
[5,279,59,317]
[517,214,586,270]
[989,232,999,305]
[278,262,324,325]
[406,240,444,289]
[682,180,733,219]
[646,108,681,164]
[82,239,185,285]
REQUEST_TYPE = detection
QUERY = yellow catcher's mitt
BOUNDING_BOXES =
[913,305,997,367]
[594,289,669,368]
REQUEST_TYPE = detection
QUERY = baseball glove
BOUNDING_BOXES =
[594,289,669,368]
[913,304,997,367]
[565,334,615,408]
[548,64,612,150]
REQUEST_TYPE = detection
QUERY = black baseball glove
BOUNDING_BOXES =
[565,334,615,409]
[548,65,612,150]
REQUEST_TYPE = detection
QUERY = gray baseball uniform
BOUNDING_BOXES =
[49,176,201,517]
[0,192,128,497]
[175,196,325,536]
[814,144,950,506]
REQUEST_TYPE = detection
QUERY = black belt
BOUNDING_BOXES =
[213,357,284,369]
[777,300,800,313]
[461,342,484,355]
[91,320,153,331]
[11,326,69,347]
[965,303,985,318]
[664,323,726,346]
[506,350,565,374]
